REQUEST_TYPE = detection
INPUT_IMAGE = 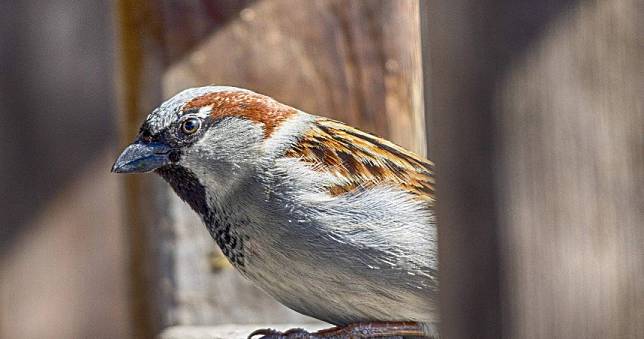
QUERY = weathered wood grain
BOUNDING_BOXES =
[165,0,425,154]
[424,0,643,338]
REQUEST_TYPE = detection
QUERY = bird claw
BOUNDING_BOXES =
[248,322,431,338]
[248,327,311,339]
[247,328,280,339]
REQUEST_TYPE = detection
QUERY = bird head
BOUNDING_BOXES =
[112,86,295,199]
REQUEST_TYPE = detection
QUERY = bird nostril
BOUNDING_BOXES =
[140,130,153,143]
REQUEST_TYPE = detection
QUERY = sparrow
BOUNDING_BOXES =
[112,86,438,339]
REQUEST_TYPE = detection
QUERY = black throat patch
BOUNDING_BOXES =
[156,165,209,216]
[155,165,247,268]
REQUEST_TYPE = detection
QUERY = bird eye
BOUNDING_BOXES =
[181,117,201,135]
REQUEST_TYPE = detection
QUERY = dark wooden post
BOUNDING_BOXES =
[421,1,503,337]
[423,0,643,338]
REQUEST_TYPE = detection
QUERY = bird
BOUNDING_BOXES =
[112,86,439,339]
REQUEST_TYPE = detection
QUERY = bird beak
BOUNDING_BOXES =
[111,141,173,174]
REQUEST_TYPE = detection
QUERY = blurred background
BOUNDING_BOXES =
[1,1,642,339]
[0,1,126,338]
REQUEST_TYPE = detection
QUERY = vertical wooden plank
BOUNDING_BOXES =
[381,0,426,156]
[423,0,643,338]
[422,1,503,338]
[115,1,166,337]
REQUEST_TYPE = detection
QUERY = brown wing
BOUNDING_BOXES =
[284,117,435,203]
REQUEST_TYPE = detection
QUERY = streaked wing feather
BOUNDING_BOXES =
[285,118,435,203]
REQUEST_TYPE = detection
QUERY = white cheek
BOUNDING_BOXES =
[178,118,265,194]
